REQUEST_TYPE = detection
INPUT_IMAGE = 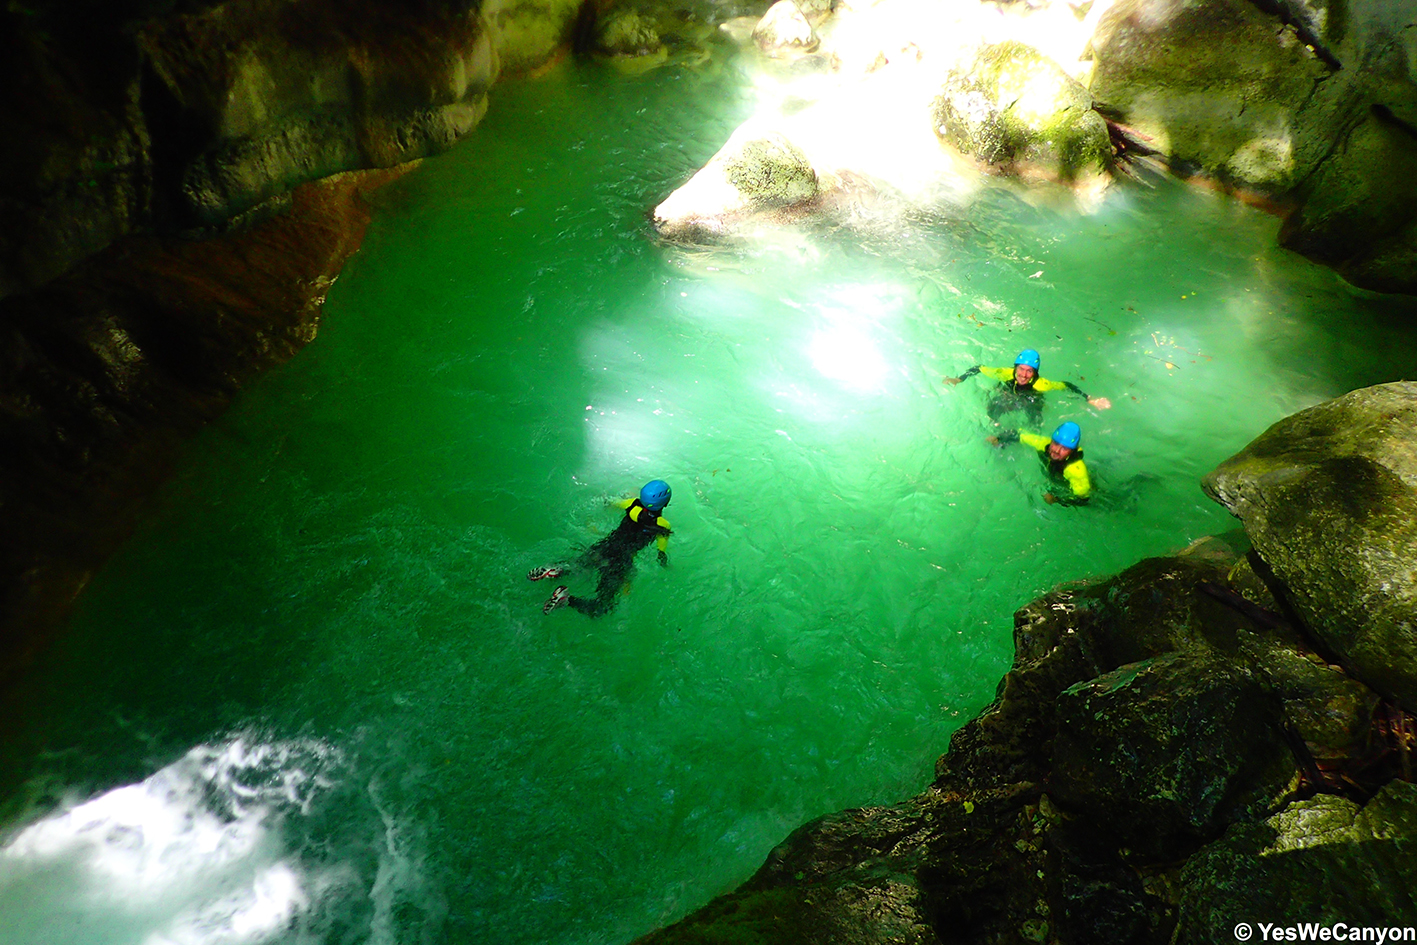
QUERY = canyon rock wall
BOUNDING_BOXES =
[1089,0,1417,293]
[0,0,584,679]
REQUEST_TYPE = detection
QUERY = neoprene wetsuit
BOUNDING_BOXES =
[999,430,1091,504]
[568,497,671,618]
[955,365,1094,426]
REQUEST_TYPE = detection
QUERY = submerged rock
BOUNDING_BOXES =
[931,40,1111,182]
[752,1,820,57]
[652,131,820,241]
[1203,382,1417,713]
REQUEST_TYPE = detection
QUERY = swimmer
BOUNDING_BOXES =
[530,479,673,617]
[989,421,1091,505]
[945,349,1111,427]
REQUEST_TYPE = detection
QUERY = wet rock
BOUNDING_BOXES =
[1173,781,1417,941]
[937,554,1245,791]
[1202,382,1417,713]
[633,870,943,945]
[636,531,1416,944]
[0,166,413,687]
[652,131,819,241]
[1088,0,1417,292]
[1241,631,1382,761]
[1045,824,1162,944]
[595,11,662,56]
[931,40,1111,182]
[1050,652,1298,859]
[1089,0,1327,192]
[752,0,820,57]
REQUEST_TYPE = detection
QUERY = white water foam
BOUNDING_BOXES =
[0,735,430,945]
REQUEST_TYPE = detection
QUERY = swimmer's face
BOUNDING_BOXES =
[1014,364,1037,385]
[1047,442,1074,462]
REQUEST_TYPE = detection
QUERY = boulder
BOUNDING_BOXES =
[1277,71,1417,294]
[652,132,819,241]
[931,41,1111,182]
[752,0,820,57]
[938,553,1252,790]
[1203,382,1417,713]
[1050,652,1298,859]
[595,11,662,56]
[1173,781,1417,941]
[1087,0,1417,292]
[796,0,836,25]
[1240,631,1381,761]
[1088,0,1328,192]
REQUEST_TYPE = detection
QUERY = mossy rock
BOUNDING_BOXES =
[652,132,819,241]
[930,40,1110,181]
[721,134,819,208]
[597,11,662,56]
[1173,781,1417,942]
[1203,382,1417,714]
[1088,0,1328,192]
[1050,652,1298,860]
[1240,630,1382,760]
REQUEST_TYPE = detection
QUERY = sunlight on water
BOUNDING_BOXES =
[2,45,1415,945]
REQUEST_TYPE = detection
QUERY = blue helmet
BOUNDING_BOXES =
[640,479,671,511]
[1051,421,1081,450]
[1014,349,1041,370]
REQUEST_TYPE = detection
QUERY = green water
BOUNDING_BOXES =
[2,52,1415,945]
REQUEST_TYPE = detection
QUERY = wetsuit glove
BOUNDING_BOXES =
[658,550,669,567]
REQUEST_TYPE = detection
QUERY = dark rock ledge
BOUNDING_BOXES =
[634,382,1417,945]
[0,0,588,685]
[0,165,412,690]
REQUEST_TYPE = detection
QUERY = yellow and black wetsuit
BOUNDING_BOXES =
[1017,431,1091,504]
[956,365,1093,426]
[568,497,671,618]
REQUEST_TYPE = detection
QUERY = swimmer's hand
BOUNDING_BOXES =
[943,376,963,386]
[986,435,1001,447]
[658,550,669,568]
[1088,396,1112,410]
[1044,492,1058,505]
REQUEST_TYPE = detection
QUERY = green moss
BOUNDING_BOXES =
[721,135,817,209]
[490,0,582,73]
[932,40,1110,180]
[598,11,660,55]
